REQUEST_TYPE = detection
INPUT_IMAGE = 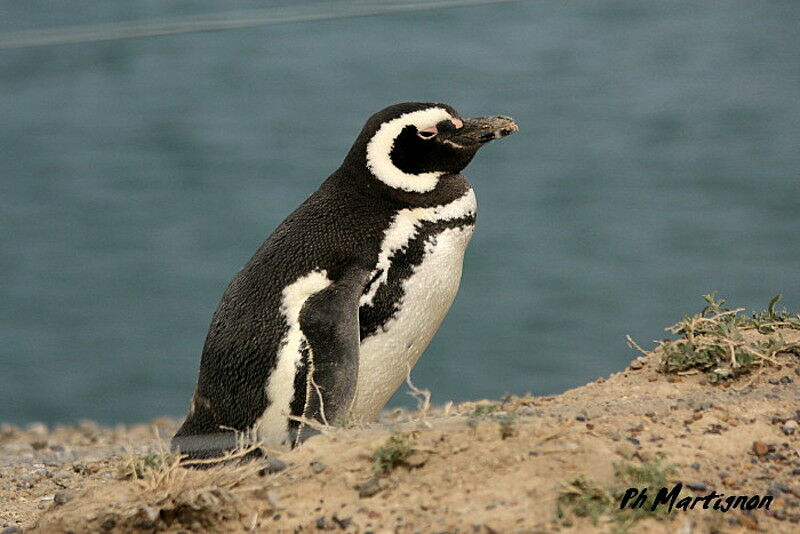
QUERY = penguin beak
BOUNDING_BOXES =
[444,115,519,147]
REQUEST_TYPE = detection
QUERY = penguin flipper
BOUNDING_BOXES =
[295,264,369,437]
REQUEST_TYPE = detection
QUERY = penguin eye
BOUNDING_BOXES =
[416,126,437,140]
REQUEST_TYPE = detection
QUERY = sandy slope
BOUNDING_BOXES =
[1,329,798,533]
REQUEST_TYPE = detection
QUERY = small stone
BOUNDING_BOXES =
[356,477,381,498]
[315,516,332,530]
[1,526,23,534]
[629,360,643,370]
[739,387,752,394]
[626,437,640,446]
[783,420,798,435]
[100,516,117,530]
[752,441,768,457]
[780,376,793,384]
[260,457,287,475]
[310,461,327,474]
[690,462,701,470]
[768,378,780,385]
[53,489,72,505]
[332,515,352,529]
[686,482,707,491]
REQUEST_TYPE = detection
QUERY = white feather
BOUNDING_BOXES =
[253,270,331,449]
[360,188,477,306]
[352,225,475,420]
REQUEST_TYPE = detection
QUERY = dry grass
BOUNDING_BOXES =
[40,445,272,532]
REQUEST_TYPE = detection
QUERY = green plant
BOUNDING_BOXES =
[653,293,799,383]
[372,433,414,476]
[555,455,677,533]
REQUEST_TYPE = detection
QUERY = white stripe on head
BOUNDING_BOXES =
[365,107,454,193]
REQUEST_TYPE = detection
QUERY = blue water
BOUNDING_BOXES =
[2,1,799,425]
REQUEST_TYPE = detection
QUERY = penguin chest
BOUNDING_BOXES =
[351,190,477,420]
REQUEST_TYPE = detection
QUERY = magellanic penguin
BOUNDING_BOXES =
[172,102,518,459]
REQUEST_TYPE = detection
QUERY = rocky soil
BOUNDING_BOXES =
[1,328,799,533]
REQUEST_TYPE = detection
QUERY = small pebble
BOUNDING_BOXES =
[1,526,23,534]
[356,477,381,498]
[752,441,768,457]
[310,461,327,474]
[783,420,798,436]
[260,457,287,475]
[768,378,780,385]
[315,516,332,530]
[53,489,72,505]
[332,515,352,529]
[686,482,707,491]
[629,360,643,370]
[100,516,117,530]
[625,437,640,446]
[780,376,793,384]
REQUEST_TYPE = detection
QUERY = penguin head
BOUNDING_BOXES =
[343,102,518,195]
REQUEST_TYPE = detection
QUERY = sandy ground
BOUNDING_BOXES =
[1,329,799,533]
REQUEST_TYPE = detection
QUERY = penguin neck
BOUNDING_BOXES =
[327,165,472,210]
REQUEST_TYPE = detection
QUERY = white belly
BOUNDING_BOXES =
[350,224,474,420]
